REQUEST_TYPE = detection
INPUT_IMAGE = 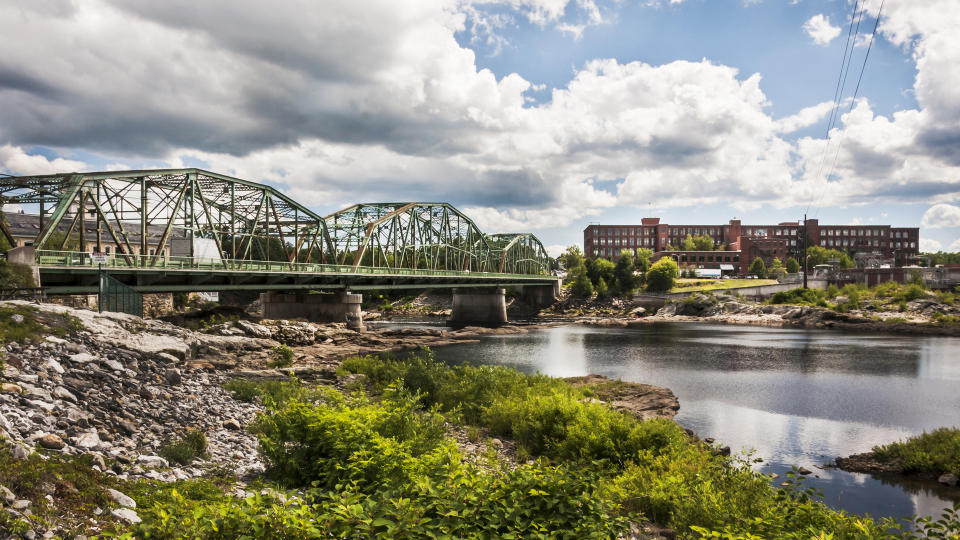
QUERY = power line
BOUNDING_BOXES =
[817,0,885,217]
[806,0,865,217]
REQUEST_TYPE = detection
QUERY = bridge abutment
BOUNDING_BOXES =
[449,287,508,327]
[260,291,365,331]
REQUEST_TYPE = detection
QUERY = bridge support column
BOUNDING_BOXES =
[260,291,365,331]
[520,278,561,308]
[449,288,508,327]
[7,246,40,288]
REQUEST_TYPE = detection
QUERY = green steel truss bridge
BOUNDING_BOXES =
[0,169,555,294]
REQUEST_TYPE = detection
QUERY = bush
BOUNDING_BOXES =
[646,258,678,293]
[872,427,960,476]
[768,288,827,306]
[159,429,209,466]
[267,344,295,368]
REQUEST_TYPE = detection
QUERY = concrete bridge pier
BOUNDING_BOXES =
[520,278,561,308]
[449,287,508,327]
[260,291,365,331]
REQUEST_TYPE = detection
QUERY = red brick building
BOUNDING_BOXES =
[583,217,919,274]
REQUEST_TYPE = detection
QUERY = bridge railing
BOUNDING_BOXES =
[34,250,548,280]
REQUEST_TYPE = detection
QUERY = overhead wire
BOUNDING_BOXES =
[815,0,885,218]
[805,0,865,217]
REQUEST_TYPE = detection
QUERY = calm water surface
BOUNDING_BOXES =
[429,322,960,521]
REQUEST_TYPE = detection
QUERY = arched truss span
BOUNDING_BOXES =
[486,233,551,275]
[324,203,492,272]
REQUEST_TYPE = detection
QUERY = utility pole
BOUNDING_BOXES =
[802,213,808,289]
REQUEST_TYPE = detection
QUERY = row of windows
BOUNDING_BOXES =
[675,254,740,263]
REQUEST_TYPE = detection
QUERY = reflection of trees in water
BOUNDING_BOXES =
[606,323,926,377]
[871,471,960,501]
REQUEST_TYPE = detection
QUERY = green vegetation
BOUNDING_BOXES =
[645,258,679,293]
[0,304,83,344]
[562,246,643,298]
[748,257,766,277]
[872,427,960,477]
[267,344,295,368]
[805,246,854,269]
[0,259,35,289]
[159,429,209,466]
[0,445,117,537]
[785,256,800,274]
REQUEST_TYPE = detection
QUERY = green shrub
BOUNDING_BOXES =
[872,427,960,476]
[159,429,209,466]
[768,288,827,306]
[646,258,679,293]
[267,344,295,368]
[223,378,312,406]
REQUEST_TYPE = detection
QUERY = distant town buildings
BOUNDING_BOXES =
[583,217,920,275]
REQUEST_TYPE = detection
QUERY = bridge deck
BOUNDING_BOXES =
[34,250,557,294]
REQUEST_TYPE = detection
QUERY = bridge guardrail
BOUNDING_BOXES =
[34,250,548,281]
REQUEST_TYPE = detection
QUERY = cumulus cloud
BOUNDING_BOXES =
[0,0,959,235]
[950,238,960,251]
[921,204,960,228]
[803,14,842,45]
[920,238,942,252]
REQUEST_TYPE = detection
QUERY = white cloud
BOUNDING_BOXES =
[920,238,942,252]
[949,238,960,251]
[775,101,834,133]
[803,14,841,46]
[0,145,88,175]
[921,204,960,228]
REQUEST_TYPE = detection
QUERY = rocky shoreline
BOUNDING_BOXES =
[0,300,680,537]
[831,452,960,488]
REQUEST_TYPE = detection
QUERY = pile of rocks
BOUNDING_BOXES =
[0,302,273,484]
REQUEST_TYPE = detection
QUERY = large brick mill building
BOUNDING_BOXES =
[583,217,920,275]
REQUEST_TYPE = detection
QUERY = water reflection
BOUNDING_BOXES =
[430,323,960,521]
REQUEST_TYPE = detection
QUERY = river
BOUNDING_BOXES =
[421,321,960,522]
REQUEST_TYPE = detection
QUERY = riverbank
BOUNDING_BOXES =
[832,428,960,489]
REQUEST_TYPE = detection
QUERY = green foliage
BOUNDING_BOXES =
[268,344,295,368]
[932,312,960,325]
[586,258,615,288]
[223,378,314,407]
[805,246,854,269]
[595,277,609,298]
[748,257,766,277]
[645,258,679,293]
[560,245,585,271]
[255,384,453,490]
[40,230,80,251]
[923,251,960,265]
[0,304,82,344]
[767,257,785,279]
[612,250,638,296]
[568,266,594,297]
[785,257,800,274]
[0,260,35,288]
[635,248,653,280]
[768,288,829,307]
[872,427,960,476]
[159,429,209,466]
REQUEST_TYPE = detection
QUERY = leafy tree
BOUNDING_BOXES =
[561,245,585,271]
[681,235,697,251]
[805,246,854,269]
[595,277,609,298]
[748,257,766,277]
[692,235,714,251]
[785,257,800,274]
[570,269,594,297]
[635,248,653,284]
[612,250,638,296]
[646,258,678,292]
[587,258,615,289]
[664,244,679,251]
[768,258,785,278]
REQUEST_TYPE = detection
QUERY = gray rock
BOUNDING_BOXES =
[106,488,136,508]
[223,419,242,431]
[44,359,65,374]
[73,430,101,450]
[797,466,813,475]
[111,507,142,524]
[118,419,137,435]
[11,443,30,460]
[53,386,77,403]
[236,320,273,339]
[0,485,14,505]
[103,359,124,372]
[12,499,30,510]
[137,455,169,468]
[69,352,97,364]
[10,313,24,324]
[164,368,182,385]
[938,473,958,487]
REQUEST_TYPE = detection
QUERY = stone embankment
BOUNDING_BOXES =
[832,452,960,488]
[631,292,960,336]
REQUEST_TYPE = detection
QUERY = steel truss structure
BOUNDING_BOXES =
[0,169,551,282]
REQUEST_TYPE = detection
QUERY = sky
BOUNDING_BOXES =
[1,0,959,257]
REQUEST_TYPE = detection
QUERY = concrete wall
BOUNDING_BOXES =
[6,246,40,287]
[261,292,364,330]
[634,279,829,306]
